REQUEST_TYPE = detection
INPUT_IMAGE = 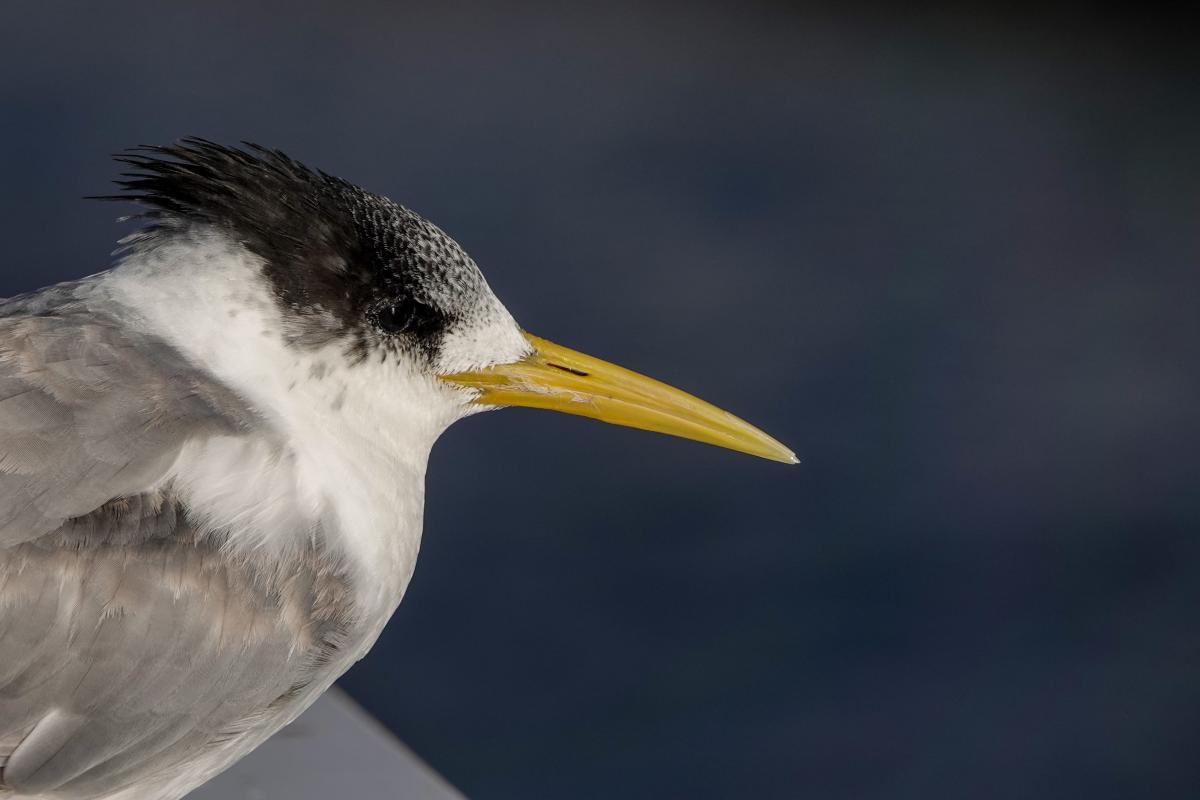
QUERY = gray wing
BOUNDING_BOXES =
[0,287,352,797]
[0,285,255,546]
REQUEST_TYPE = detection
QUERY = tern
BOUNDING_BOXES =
[0,140,794,799]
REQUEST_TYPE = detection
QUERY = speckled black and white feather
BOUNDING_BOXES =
[100,138,495,364]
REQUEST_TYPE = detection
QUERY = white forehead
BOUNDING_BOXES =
[433,292,531,374]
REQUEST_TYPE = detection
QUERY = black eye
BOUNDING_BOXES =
[372,295,451,347]
[376,301,415,335]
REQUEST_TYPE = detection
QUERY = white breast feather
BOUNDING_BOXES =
[101,228,467,622]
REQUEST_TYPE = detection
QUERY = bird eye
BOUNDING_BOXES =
[376,302,415,335]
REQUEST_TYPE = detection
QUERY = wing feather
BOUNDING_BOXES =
[0,288,257,546]
[0,286,353,796]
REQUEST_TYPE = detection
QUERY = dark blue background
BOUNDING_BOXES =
[1,4,1197,797]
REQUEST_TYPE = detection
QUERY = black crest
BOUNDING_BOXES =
[99,138,487,360]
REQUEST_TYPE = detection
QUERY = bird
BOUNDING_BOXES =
[0,139,795,799]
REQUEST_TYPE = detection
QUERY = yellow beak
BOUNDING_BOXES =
[440,332,797,464]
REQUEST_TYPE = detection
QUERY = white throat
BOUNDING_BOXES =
[100,228,469,619]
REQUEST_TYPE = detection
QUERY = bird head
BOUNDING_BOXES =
[108,139,795,464]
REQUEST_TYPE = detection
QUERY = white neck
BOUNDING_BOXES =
[100,228,466,620]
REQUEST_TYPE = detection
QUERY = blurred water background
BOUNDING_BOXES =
[1,4,1196,797]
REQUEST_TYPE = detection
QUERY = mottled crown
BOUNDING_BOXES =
[100,138,489,359]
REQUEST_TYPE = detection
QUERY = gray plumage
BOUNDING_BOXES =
[0,284,353,796]
[0,282,252,544]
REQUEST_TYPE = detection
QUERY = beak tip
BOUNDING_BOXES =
[770,447,800,465]
[757,437,798,465]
